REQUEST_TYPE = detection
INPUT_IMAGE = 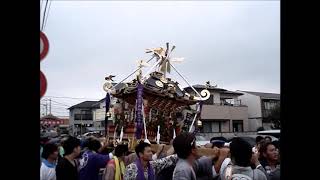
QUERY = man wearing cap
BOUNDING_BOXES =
[172,132,229,180]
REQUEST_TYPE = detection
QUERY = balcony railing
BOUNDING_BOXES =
[74,114,93,120]
[216,100,245,107]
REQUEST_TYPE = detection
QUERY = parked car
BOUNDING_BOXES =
[41,130,58,138]
[82,131,101,137]
[228,134,279,148]
[195,135,210,147]
[257,129,280,138]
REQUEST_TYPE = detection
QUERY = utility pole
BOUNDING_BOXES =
[45,102,48,115]
[80,110,83,136]
[49,99,52,114]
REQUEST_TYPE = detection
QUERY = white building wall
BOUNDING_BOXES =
[201,105,248,120]
[213,92,221,104]
[92,99,116,129]
[94,108,106,121]
[237,91,262,131]
[237,92,262,118]
[248,118,263,131]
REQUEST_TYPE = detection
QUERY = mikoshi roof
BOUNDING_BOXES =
[111,71,198,111]
[105,43,210,111]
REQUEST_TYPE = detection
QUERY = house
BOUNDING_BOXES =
[68,95,122,136]
[57,116,70,135]
[184,84,250,139]
[236,91,280,130]
[40,114,70,136]
[91,96,118,134]
[68,101,99,135]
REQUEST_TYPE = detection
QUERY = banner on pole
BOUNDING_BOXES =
[135,83,144,139]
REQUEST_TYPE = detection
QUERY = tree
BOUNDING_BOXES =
[268,104,281,129]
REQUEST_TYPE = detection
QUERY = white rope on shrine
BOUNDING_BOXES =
[142,102,151,144]
[156,125,160,144]
[110,56,155,90]
[119,126,124,143]
[169,63,203,98]
[141,59,162,83]
[189,103,200,132]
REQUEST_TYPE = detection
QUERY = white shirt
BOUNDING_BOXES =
[220,158,231,175]
[40,161,56,180]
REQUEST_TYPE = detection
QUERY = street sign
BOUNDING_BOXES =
[40,31,49,61]
[40,71,47,98]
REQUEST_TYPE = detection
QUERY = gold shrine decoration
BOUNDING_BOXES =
[184,89,211,101]
[146,43,184,75]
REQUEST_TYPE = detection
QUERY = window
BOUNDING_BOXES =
[232,120,243,132]
[263,100,279,110]
[202,121,222,133]
[74,114,93,120]
[74,110,93,120]
[82,110,92,115]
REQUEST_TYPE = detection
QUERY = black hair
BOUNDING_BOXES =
[259,141,274,155]
[135,142,151,157]
[87,138,102,152]
[42,143,58,159]
[259,141,275,165]
[63,136,81,156]
[256,136,264,144]
[272,140,280,150]
[265,136,272,141]
[230,137,252,167]
[40,137,49,146]
[115,144,129,157]
[173,132,196,159]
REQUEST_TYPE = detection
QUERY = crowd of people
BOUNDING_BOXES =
[40,133,280,180]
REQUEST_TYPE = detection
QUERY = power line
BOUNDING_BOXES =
[51,109,68,112]
[41,98,75,107]
[41,103,66,108]
[50,100,71,107]
[48,104,69,109]
[44,95,100,100]
[50,107,68,111]
[40,98,70,117]
[50,110,69,114]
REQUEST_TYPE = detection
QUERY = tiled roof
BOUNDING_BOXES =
[184,84,227,91]
[68,101,99,110]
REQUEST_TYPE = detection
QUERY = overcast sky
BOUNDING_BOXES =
[40,1,280,116]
